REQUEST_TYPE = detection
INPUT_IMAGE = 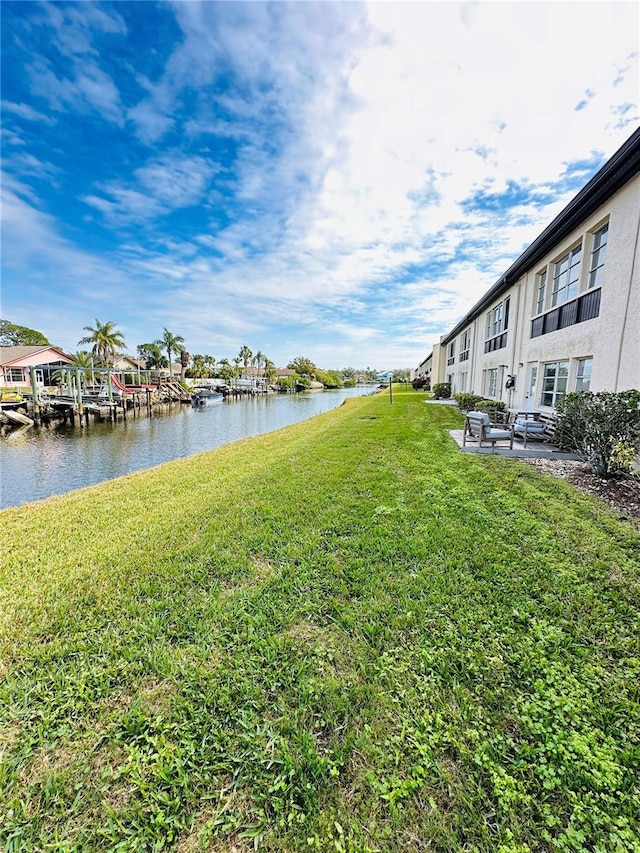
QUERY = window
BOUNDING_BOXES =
[485,368,498,399]
[552,244,581,307]
[575,357,592,392]
[447,341,455,366]
[486,297,510,339]
[460,329,470,361]
[487,304,503,338]
[459,372,467,392]
[485,298,510,352]
[541,361,569,407]
[526,364,538,402]
[588,223,608,288]
[5,368,24,383]
[535,270,547,314]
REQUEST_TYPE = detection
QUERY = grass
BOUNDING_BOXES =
[1,387,639,853]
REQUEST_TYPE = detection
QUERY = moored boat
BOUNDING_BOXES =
[191,388,223,405]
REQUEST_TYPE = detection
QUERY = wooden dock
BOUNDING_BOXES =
[1,383,192,430]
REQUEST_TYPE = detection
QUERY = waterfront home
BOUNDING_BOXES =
[0,345,74,390]
[414,127,640,411]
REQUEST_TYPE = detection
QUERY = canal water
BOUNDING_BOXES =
[0,386,374,509]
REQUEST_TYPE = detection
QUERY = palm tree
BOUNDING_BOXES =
[78,319,125,367]
[238,345,253,376]
[71,350,96,388]
[179,350,190,380]
[263,357,276,387]
[203,355,216,377]
[137,342,167,370]
[160,328,185,381]
[189,354,206,378]
[252,350,265,376]
[217,358,233,383]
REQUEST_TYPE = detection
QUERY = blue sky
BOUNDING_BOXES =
[2,1,638,371]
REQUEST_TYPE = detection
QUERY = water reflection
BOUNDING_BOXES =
[0,387,373,508]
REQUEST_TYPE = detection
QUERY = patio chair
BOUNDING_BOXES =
[511,412,547,448]
[463,411,514,449]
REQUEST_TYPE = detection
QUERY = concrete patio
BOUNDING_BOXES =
[449,428,581,459]
[423,398,581,459]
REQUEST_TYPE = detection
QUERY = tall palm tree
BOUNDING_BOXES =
[238,345,253,376]
[203,355,216,377]
[160,328,185,380]
[263,357,276,386]
[252,350,265,376]
[78,319,125,367]
[217,358,233,383]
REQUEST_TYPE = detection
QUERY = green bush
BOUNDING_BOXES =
[432,382,451,399]
[454,393,486,411]
[476,399,507,416]
[454,394,507,417]
[554,390,640,478]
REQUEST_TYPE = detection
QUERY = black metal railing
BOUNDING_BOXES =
[531,288,600,338]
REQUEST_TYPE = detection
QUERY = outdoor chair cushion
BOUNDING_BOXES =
[467,411,490,424]
[484,427,512,439]
[515,420,545,432]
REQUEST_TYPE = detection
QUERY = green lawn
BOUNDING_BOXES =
[1,387,638,852]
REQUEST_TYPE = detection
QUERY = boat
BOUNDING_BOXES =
[191,388,224,405]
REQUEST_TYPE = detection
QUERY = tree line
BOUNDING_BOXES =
[0,317,398,386]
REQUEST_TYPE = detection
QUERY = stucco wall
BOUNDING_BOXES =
[415,169,639,407]
[516,174,640,403]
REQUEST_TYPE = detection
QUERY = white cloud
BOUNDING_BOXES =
[3,1,638,371]
[83,154,221,225]
[1,101,56,125]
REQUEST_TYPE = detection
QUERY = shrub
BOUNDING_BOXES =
[432,382,451,399]
[454,394,507,418]
[554,390,640,478]
[454,393,486,412]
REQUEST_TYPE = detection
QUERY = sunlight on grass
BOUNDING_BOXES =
[1,389,639,851]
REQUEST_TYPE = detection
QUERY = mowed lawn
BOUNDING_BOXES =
[1,388,638,853]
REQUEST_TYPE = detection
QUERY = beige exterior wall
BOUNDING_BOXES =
[417,172,639,411]
[513,174,640,409]
[431,341,447,386]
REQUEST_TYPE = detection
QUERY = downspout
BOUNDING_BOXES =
[508,279,521,406]
[469,318,478,393]
[614,205,640,391]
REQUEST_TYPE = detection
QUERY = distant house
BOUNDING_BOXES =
[0,346,74,389]
[112,355,146,372]
[416,128,640,410]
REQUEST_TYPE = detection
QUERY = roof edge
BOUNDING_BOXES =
[440,127,640,346]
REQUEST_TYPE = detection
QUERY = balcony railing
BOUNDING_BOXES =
[484,331,507,353]
[531,288,600,338]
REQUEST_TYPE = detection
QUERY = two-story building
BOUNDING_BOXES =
[421,128,639,411]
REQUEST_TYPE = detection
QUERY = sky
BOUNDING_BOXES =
[1,2,638,372]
